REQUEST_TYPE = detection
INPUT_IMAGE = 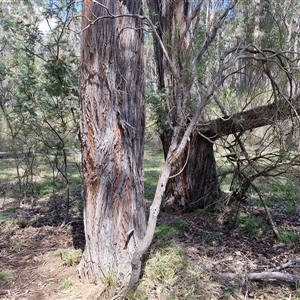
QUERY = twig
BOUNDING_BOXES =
[243,268,249,300]
[267,257,300,272]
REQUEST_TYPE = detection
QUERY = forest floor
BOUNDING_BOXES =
[0,190,300,300]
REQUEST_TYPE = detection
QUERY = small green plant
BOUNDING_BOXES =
[0,269,14,282]
[104,270,117,287]
[60,277,74,289]
[278,230,299,243]
[283,206,295,214]
[236,213,267,236]
[14,241,25,250]
[54,248,82,266]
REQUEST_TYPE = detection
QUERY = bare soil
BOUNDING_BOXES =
[0,194,299,300]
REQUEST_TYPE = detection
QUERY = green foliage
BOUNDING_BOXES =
[0,0,81,213]
[60,277,74,289]
[54,248,82,266]
[146,87,170,133]
[0,212,10,222]
[268,178,300,203]
[0,269,14,283]
[278,230,299,244]
[235,213,268,236]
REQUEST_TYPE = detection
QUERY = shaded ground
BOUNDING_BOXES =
[168,205,300,299]
[0,193,299,299]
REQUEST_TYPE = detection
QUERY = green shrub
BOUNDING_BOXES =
[60,278,74,289]
[54,248,82,266]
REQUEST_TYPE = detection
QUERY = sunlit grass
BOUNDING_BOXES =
[54,248,82,266]
[144,143,164,202]
[278,230,299,243]
[60,277,74,289]
[154,220,188,244]
[129,244,220,300]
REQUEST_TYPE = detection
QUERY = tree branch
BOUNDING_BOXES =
[199,97,300,138]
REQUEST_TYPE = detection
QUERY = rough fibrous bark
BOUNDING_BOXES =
[161,129,221,211]
[78,0,146,285]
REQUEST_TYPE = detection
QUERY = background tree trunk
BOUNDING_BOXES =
[78,0,146,285]
[161,130,221,211]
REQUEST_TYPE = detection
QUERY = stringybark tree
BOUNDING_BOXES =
[78,0,146,285]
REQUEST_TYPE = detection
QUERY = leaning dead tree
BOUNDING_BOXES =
[201,97,300,138]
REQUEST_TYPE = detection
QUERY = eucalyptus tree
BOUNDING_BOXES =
[78,0,147,285]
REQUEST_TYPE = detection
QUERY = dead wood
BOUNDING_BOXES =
[209,258,300,284]
[199,97,300,138]
[215,271,300,283]
[267,257,300,272]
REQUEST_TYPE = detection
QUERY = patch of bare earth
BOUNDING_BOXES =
[0,195,104,300]
[0,222,102,300]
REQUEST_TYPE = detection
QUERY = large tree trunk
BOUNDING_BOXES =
[78,0,146,285]
[161,129,221,211]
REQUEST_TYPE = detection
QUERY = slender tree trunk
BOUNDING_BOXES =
[78,0,146,285]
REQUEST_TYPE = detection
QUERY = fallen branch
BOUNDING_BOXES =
[216,271,300,283]
[267,257,300,272]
